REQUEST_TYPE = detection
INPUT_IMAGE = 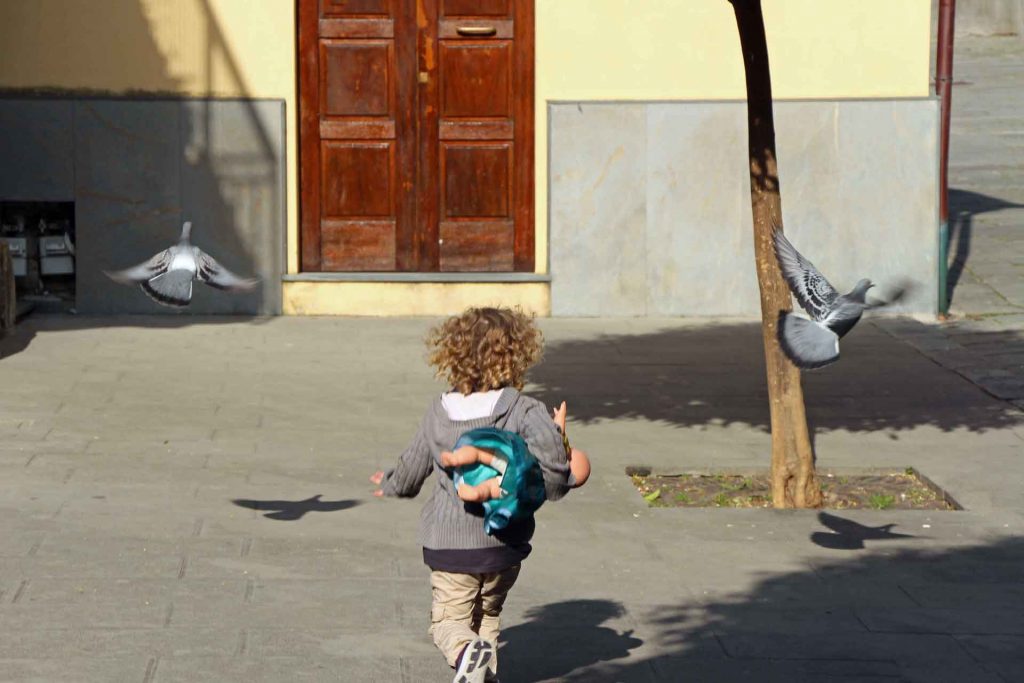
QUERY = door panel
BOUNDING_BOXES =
[322,220,396,270]
[299,0,532,272]
[323,0,390,16]
[300,0,414,271]
[443,0,509,17]
[320,41,392,116]
[321,142,394,217]
[440,43,512,118]
[439,221,514,271]
[443,144,511,218]
[435,1,528,272]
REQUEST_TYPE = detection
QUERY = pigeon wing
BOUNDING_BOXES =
[773,231,840,321]
[141,268,194,308]
[195,249,259,292]
[104,249,171,285]
[823,299,866,340]
[777,311,840,369]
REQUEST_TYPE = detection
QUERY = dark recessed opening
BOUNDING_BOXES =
[1,201,76,315]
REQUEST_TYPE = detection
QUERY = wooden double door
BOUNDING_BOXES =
[299,0,534,272]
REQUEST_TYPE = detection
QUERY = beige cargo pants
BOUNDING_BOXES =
[428,565,521,673]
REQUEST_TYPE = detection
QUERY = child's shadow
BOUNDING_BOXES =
[499,599,643,683]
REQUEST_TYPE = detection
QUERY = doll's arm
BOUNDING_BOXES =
[455,477,503,503]
[440,444,497,469]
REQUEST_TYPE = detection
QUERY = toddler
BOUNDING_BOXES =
[370,307,579,683]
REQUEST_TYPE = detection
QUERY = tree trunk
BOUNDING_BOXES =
[729,0,821,508]
[0,241,15,336]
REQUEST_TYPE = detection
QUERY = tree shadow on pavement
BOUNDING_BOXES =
[500,599,644,683]
[513,536,1024,682]
[232,495,360,521]
[0,324,35,361]
[0,313,270,362]
[529,318,1023,434]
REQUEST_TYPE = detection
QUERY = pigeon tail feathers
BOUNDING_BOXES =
[142,269,194,308]
[778,311,840,370]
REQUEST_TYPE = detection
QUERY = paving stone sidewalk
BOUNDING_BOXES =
[0,32,1022,683]
[1,314,1023,683]
[881,35,1024,408]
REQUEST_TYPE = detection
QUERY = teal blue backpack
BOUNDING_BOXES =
[451,428,547,535]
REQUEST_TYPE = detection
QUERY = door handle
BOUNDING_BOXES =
[456,25,497,37]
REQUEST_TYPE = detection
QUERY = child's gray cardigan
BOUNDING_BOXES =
[379,387,572,572]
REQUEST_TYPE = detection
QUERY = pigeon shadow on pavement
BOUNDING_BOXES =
[810,511,918,550]
[232,495,361,521]
[499,599,644,683]
[947,188,1024,308]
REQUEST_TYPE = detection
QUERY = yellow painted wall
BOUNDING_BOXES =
[1,0,932,314]
[283,281,550,317]
[0,0,300,274]
[533,0,933,272]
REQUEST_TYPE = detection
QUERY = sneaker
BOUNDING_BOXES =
[453,638,494,683]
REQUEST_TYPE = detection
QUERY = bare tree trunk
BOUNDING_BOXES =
[729,0,821,508]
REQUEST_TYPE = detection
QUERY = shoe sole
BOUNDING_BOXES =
[454,639,494,683]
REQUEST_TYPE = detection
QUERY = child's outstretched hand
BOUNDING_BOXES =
[370,471,385,497]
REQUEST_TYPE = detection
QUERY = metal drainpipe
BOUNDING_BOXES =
[936,0,956,316]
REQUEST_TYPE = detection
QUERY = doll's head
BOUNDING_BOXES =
[427,306,543,395]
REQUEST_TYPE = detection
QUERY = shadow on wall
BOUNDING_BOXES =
[946,188,1024,308]
[0,0,283,318]
[503,535,1024,682]
[528,318,1022,434]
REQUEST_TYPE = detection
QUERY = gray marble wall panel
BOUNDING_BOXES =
[0,100,74,200]
[549,104,647,316]
[550,99,939,316]
[75,100,184,315]
[177,100,282,315]
[646,103,755,315]
[0,97,284,315]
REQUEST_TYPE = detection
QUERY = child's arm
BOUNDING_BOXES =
[373,418,434,498]
[520,401,572,502]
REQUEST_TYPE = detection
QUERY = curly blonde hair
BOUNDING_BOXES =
[427,307,544,395]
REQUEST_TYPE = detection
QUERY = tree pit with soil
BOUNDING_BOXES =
[627,467,960,510]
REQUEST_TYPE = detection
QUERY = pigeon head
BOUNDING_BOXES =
[850,278,874,302]
[179,221,193,243]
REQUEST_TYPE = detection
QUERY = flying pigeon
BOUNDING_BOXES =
[772,231,875,369]
[105,221,258,307]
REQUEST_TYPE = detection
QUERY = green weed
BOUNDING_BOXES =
[868,494,896,510]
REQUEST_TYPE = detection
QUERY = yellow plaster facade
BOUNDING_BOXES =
[282,281,550,317]
[0,0,932,316]
[533,0,933,273]
[0,0,300,273]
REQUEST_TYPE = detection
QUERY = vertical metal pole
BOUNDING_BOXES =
[936,0,956,316]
